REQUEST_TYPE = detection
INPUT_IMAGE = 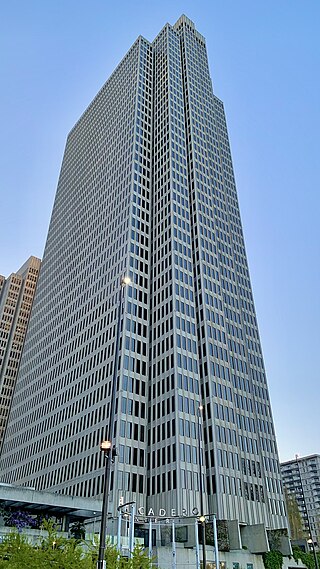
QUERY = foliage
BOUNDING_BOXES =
[0,507,38,531]
[0,523,154,569]
[292,546,320,569]
[160,525,171,546]
[129,544,153,569]
[200,519,229,551]
[267,529,286,551]
[175,525,188,543]
[284,488,306,540]
[217,519,230,551]
[262,550,283,569]
[0,526,92,569]
[0,531,37,569]
[70,520,86,541]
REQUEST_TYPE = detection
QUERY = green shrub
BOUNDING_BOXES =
[262,549,283,569]
[0,525,154,569]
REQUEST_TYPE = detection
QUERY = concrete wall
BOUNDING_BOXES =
[156,545,307,569]
[241,524,269,553]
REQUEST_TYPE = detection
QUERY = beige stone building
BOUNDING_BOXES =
[0,256,41,448]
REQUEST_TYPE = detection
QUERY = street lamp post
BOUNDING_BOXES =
[308,539,319,569]
[97,276,131,569]
[197,405,207,569]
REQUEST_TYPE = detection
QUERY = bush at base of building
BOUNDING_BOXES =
[292,546,320,569]
[262,550,283,569]
[0,521,153,569]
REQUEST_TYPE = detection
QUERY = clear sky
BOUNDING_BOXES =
[1,1,319,463]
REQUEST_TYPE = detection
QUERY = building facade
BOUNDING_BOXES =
[281,455,320,548]
[0,16,287,533]
[0,256,41,449]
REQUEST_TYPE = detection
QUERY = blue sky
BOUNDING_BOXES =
[1,0,319,462]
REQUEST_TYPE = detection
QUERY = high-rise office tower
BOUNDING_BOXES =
[0,256,41,448]
[281,455,320,548]
[0,16,287,533]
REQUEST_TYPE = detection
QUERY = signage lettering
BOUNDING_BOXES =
[119,498,200,519]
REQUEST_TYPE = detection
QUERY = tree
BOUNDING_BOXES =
[0,531,38,569]
[0,507,38,532]
[284,488,306,540]
[0,525,92,569]
[262,550,283,569]
[69,520,86,541]
[0,521,154,569]
[293,546,320,569]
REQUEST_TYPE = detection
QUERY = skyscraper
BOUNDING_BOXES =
[0,256,41,448]
[0,15,287,533]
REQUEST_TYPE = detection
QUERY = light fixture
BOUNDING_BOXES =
[97,275,132,569]
[100,440,112,452]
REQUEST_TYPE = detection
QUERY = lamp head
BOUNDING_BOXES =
[100,440,112,452]
[122,276,131,286]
